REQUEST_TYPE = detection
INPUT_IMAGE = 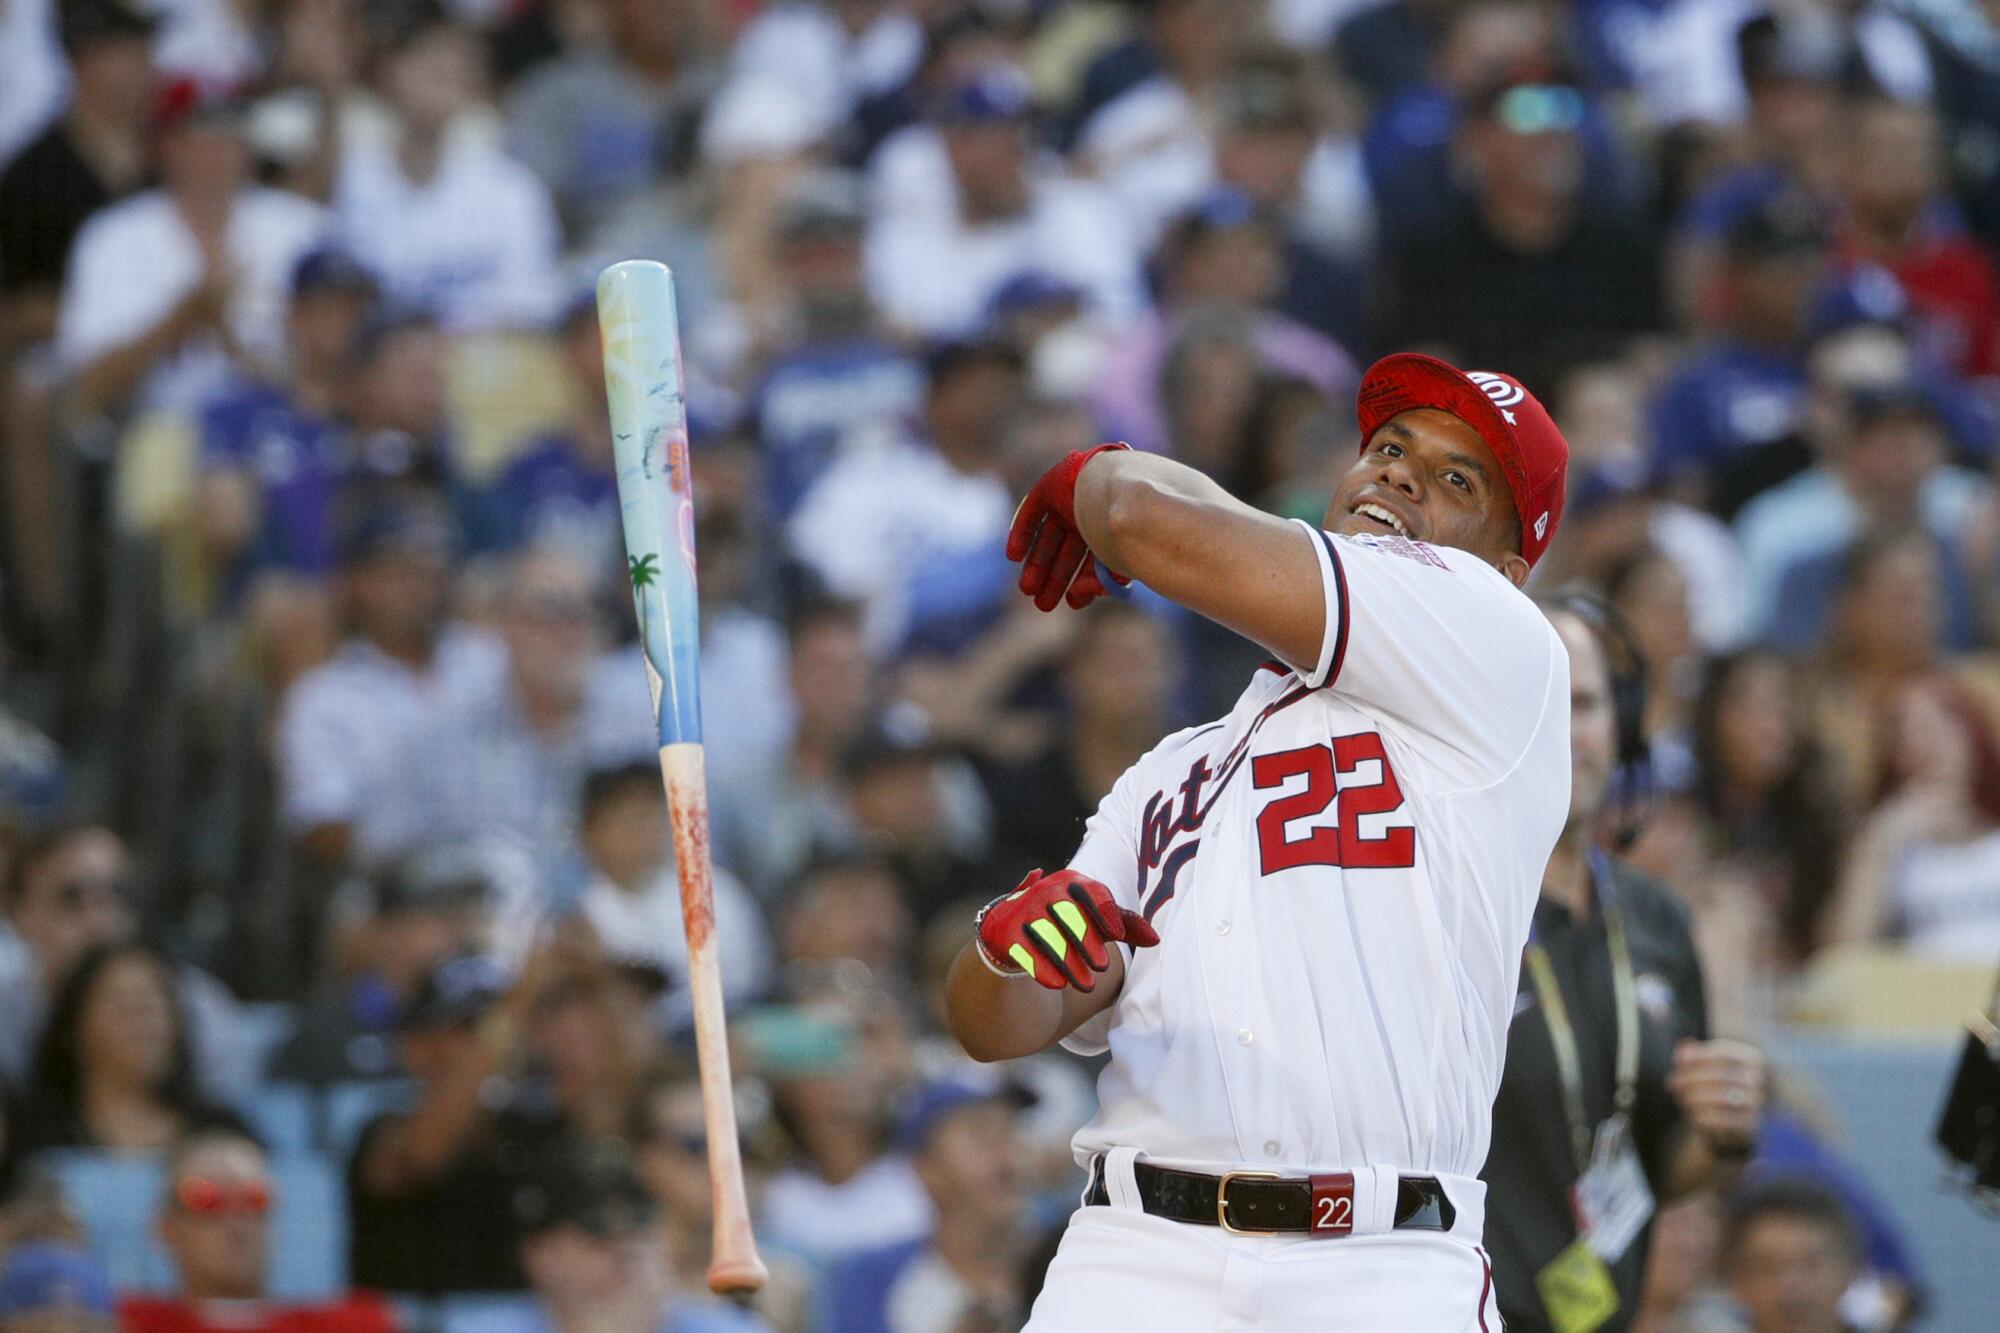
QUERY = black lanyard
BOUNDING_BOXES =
[1524,850,1639,1175]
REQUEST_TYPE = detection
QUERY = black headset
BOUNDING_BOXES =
[1546,588,1654,844]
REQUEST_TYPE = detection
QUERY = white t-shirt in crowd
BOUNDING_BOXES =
[276,626,506,855]
[335,129,560,331]
[57,187,328,410]
[762,1155,934,1267]
[785,429,1013,651]
[0,0,64,170]
[1892,828,2000,960]
[864,173,1145,339]
[573,861,773,1027]
[722,1,920,137]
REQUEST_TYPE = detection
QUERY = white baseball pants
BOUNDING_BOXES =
[1025,1153,1500,1332]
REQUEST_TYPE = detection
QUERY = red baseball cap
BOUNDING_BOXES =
[1354,353,1569,568]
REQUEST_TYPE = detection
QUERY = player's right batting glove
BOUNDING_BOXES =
[1007,443,1134,612]
[974,868,1159,991]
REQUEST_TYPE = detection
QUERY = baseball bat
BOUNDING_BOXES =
[597,260,767,1294]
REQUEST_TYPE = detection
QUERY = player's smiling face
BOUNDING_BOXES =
[1324,408,1527,584]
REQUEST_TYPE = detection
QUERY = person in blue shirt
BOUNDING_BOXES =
[826,1074,1036,1333]
[1650,191,1829,518]
[193,248,377,607]
[747,173,922,524]
[463,292,622,564]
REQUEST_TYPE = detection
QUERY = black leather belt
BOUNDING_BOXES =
[1085,1156,1455,1236]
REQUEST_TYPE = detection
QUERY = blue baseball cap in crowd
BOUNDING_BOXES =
[932,66,1034,125]
[292,247,378,300]
[397,953,508,1032]
[984,270,1085,324]
[0,1243,113,1319]
[893,1073,1035,1151]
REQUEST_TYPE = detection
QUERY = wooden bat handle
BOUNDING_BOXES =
[660,743,768,1294]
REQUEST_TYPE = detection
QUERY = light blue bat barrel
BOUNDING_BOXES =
[598,260,703,746]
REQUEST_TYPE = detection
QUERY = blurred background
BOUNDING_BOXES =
[0,0,1997,1329]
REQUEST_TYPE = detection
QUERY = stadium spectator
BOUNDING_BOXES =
[494,1137,770,1333]
[1092,187,1354,458]
[462,293,621,563]
[338,312,460,507]
[273,844,496,1085]
[721,0,919,147]
[1671,11,1847,320]
[1826,676,2000,958]
[384,545,653,893]
[1379,68,1663,394]
[1072,0,1258,245]
[748,173,922,524]
[774,857,915,983]
[1651,190,1830,519]
[825,1074,1034,1333]
[56,79,326,418]
[0,1241,114,1333]
[844,725,1007,929]
[119,1128,396,1333]
[1209,56,1372,350]
[1720,1177,1864,1333]
[191,248,379,611]
[863,67,1143,338]
[1810,531,2000,797]
[275,496,502,868]
[0,0,154,349]
[758,984,930,1267]
[0,824,254,1103]
[573,762,771,1032]
[711,598,871,899]
[6,941,247,1170]
[788,340,1023,651]
[978,603,1180,874]
[1600,546,1701,763]
[1357,0,1569,237]
[1629,650,1847,1020]
[1742,385,1987,653]
[1832,96,2000,382]
[348,951,561,1294]
[334,9,558,331]
[630,1067,811,1333]
[1333,0,1458,106]
[505,0,715,242]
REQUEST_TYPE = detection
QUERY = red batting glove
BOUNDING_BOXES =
[1006,444,1134,612]
[974,868,1159,991]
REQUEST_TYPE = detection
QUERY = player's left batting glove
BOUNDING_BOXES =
[1006,444,1134,612]
[974,868,1159,991]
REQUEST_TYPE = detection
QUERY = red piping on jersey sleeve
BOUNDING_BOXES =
[1316,529,1351,688]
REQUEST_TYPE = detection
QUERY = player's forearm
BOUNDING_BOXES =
[1072,450,1324,670]
[945,942,1120,1062]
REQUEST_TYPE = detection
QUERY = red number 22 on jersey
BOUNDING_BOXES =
[1251,733,1415,875]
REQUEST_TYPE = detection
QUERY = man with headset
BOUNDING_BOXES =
[1483,598,1767,1333]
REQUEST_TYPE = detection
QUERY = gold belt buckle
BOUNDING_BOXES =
[1215,1170,1284,1235]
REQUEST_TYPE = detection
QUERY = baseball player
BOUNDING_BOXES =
[945,353,1573,1330]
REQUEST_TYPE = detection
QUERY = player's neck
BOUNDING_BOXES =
[1540,833,1595,919]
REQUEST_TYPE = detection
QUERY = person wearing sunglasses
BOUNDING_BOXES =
[0,823,255,1104]
[630,1066,811,1333]
[118,1128,396,1333]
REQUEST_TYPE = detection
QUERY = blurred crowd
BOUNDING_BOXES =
[1,0,1998,1328]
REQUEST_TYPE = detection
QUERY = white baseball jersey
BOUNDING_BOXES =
[1062,520,1570,1182]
